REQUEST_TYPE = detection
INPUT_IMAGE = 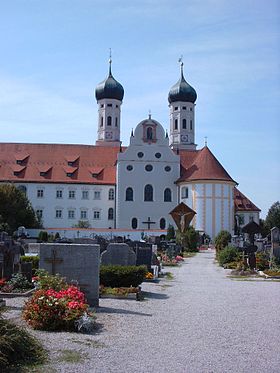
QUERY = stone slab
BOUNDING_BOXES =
[101,243,136,266]
[39,243,100,307]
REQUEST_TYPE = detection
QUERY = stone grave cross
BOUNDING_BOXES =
[44,248,63,275]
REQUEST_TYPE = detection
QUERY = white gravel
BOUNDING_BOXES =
[3,250,280,373]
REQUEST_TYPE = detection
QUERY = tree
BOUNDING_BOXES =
[0,184,41,235]
[73,220,91,228]
[176,226,199,252]
[166,225,175,241]
[265,201,280,230]
[214,230,231,252]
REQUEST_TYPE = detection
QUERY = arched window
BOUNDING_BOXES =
[147,127,153,140]
[107,116,112,126]
[144,184,153,201]
[108,208,114,220]
[125,187,133,201]
[164,188,172,202]
[174,119,178,130]
[115,117,118,127]
[101,117,103,127]
[131,218,138,229]
[108,188,114,200]
[160,218,166,229]
[182,119,187,129]
[190,120,193,130]
[181,187,188,199]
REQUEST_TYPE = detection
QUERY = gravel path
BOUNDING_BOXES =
[3,250,280,373]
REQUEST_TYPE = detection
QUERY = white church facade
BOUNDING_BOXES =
[0,60,260,238]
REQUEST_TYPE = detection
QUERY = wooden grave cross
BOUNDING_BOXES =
[44,248,63,275]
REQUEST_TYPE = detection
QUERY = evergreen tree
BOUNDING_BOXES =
[265,201,280,230]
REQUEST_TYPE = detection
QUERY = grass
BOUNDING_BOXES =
[57,349,88,364]
[71,338,105,348]
[183,252,197,258]
[166,272,174,280]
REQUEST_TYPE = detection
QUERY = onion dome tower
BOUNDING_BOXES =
[95,56,124,146]
[168,60,197,150]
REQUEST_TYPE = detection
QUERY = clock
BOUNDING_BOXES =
[181,134,188,142]
[105,132,113,140]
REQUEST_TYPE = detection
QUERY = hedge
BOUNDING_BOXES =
[100,265,147,287]
[21,255,39,275]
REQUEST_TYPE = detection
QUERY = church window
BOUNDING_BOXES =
[137,152,144,158]
[190,107,193,111]
[68,210,75,219]
[164,188,172,202]
[125,187,133,201]
[56,190,63,199]
[69,190,75,199]
[108,208,114,220]
[155,152,161,159]
[181,187,188,199]
[249,215,254,222]
[165,166,171,172]
[101,104,104,108]
[175,107,178,111]
[107,103,112,107]
[183,106,186,110]
[81,210,87,219]
[160,218,166,229]
[82,190,89,199]
[18,185,27,195]
[190,120,193,130]
[56,210,62,219]
[116,104,119,108]
[108,188,114,200]
[147,127,153,140]
[127,165,133,171]
[101,117,103,127]
[174,119,178,130]
[94,191,101,200]
[37,189,44,198]
[115,117,118,127]
[182,119,187,129]
[144,184,153,201]
[107,116,112,126]
[131,218,138,229]
[145,164,153,172]
[36,209,43,219]
[93,210,100,219]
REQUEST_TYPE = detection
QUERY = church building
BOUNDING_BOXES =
[0,60,260,238]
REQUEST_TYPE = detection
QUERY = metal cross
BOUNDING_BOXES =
[44,249,63,275]
[142,217,156,230]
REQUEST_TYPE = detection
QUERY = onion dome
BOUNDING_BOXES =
[168,62,197,104]
[95,59,124,101]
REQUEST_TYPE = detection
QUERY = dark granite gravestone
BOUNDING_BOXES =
[20,262,32,283]
[101,243,136,266]
[39,243,100,306]
[136,246,152,271]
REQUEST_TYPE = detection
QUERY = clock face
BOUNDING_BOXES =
[181,134,188,142]
[105,132,113,140]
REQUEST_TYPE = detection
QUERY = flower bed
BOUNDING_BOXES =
[0,274,34,297]
[99,285,143,300]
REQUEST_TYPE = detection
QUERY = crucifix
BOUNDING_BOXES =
[142,217,156,230]
[44,249,63,275]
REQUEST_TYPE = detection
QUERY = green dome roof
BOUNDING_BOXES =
[168,64,197,104]
[95,62,124,101]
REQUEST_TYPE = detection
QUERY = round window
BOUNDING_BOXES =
[145,164,153,172]
[165,166,171,172]
[126,165,133,171]
[137,152,144,158]
[155,152,161,159]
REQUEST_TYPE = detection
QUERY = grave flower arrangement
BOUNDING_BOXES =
[22,271,94,332]
[145,272,154,280]
[0,273,34,293]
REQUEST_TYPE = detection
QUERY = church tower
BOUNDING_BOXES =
[95,57,124,146]
[168,61,197,150]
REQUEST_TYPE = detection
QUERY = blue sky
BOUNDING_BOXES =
[0,0,279,218]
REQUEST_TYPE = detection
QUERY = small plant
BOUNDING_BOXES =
[38,231,49,242]
[217,246,240,267]
[35,269,68,291]
[0,273,33,293]
[214,230,231,253]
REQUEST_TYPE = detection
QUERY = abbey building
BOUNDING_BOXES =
[0,61,260,238]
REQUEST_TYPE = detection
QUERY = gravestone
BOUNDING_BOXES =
[39,243,100,306]
[136,246,152,271]
[101,243,136,266]
[20,262,33,283]
[0,233,24,280]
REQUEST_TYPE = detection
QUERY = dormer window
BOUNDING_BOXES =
[16,160,23,165]
[68,161,74,166]
[40,172,46,177]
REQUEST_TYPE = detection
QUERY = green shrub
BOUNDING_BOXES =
[38,231,48,242]
[217,246,240,267]
[0,315,46,370]
[214,230,231,252]
[100,265,147,287]
[21,255,39,275]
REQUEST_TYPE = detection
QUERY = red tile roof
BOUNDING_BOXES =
[0,143,119,185]
[234,187,261,212]
[177,146,236,183]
